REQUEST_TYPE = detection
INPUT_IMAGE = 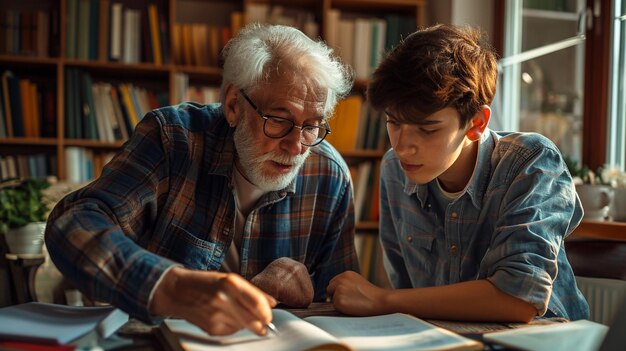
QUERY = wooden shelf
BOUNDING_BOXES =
[0,138,58,146]
[0,55,59,67]
[341,149,385,159]
[356,221,378,231]
[63,139,125,149]
[569,220,626,241]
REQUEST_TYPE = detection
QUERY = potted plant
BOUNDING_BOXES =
[565,157,614,221]
[0,177,51,255]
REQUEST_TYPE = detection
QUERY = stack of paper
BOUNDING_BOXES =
[0,302,129,345]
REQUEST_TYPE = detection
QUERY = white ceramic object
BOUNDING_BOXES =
[3,222,46,254]
[576,185,614,221]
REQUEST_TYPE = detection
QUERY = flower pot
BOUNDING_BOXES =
[575,184,614,221]
[3,222,46,255]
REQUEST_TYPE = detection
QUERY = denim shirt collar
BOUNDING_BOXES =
[404,128,497,210]
[204,110,297,196]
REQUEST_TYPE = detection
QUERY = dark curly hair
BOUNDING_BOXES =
[367,24,498,128]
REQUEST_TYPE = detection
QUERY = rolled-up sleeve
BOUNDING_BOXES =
[45,113,178,322]
[484,147,580,316]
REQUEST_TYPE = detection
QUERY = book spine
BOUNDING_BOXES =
[148,4,162,65]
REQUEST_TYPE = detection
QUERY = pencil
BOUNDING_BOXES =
[265,322,279,336]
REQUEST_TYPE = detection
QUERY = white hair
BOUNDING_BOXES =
[221,23,353,116]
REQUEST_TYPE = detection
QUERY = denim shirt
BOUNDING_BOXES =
[379,129,589,320]
[45,103,359,322]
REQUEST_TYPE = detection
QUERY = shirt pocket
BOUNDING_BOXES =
[401,224,436,277]
[167,223,217,270]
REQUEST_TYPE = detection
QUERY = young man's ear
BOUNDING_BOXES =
[223,84,241,127]
[465,105,491,141]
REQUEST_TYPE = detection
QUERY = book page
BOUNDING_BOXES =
[163,319,265,345]
[163,309,347,351]
[304,313,482,351]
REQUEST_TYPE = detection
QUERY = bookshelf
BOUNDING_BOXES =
[0,0,426,286]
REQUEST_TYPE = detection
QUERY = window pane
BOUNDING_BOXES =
[493,0,585,163]
[608,0,626,170]
[518,46,583,161]
[522,0,581,49]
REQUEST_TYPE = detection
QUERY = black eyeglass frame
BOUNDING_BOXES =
[238,89,331,147]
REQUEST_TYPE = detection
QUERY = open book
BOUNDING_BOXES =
[156,309,482,351]
[0,302,129,345]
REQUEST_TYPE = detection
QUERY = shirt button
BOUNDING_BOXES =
[450,245,458,254]
[451,212,458,219]
[407,236,413,243]
[215,251,222,258]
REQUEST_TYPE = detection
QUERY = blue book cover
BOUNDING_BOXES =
[7,74,24,137]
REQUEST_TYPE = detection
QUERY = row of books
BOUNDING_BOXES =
[326,11,416,80]
[245,3,319,39]
[160,4,320,67]
[350,160,381,222]
[0,153,56,180]
[171,22,231,67]
[64,68,167,141]
[66,0,168,64]
[65,147,115,184]
[0,70,56,139]
[355,233,390,288]
[173,73,220,105]
[1,70,221,141]
[0,9,59,57]
[325,95,390,153]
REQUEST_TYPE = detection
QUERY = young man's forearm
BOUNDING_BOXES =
[382,279,537,323]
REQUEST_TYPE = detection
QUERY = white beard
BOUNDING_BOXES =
[233,115,311,192]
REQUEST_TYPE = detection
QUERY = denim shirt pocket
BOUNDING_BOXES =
[401,224,436,276]
[167,223,217,270]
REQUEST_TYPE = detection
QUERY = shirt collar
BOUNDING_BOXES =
[464,129,495,209]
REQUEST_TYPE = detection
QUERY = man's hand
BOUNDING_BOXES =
[327,271,387,316]
[250,257,314,308]
[149,267,277,336]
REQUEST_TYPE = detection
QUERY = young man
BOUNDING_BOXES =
[327,24,589,322]
[45,24,358,336]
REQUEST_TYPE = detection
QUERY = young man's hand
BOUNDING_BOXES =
[250,257,314,308]
[327,271,387,316]
[150,267,277,336]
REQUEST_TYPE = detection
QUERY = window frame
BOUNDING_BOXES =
[493,0,613,171]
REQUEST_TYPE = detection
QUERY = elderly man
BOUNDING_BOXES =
[45,23,358,336]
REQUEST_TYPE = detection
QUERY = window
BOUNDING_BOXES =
[493,0,586,163]
[608,0,626,170]
[494,0,621,173]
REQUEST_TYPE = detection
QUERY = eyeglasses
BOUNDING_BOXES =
[239,89,331,147]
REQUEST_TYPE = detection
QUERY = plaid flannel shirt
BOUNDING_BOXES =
[45,103,359,322]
